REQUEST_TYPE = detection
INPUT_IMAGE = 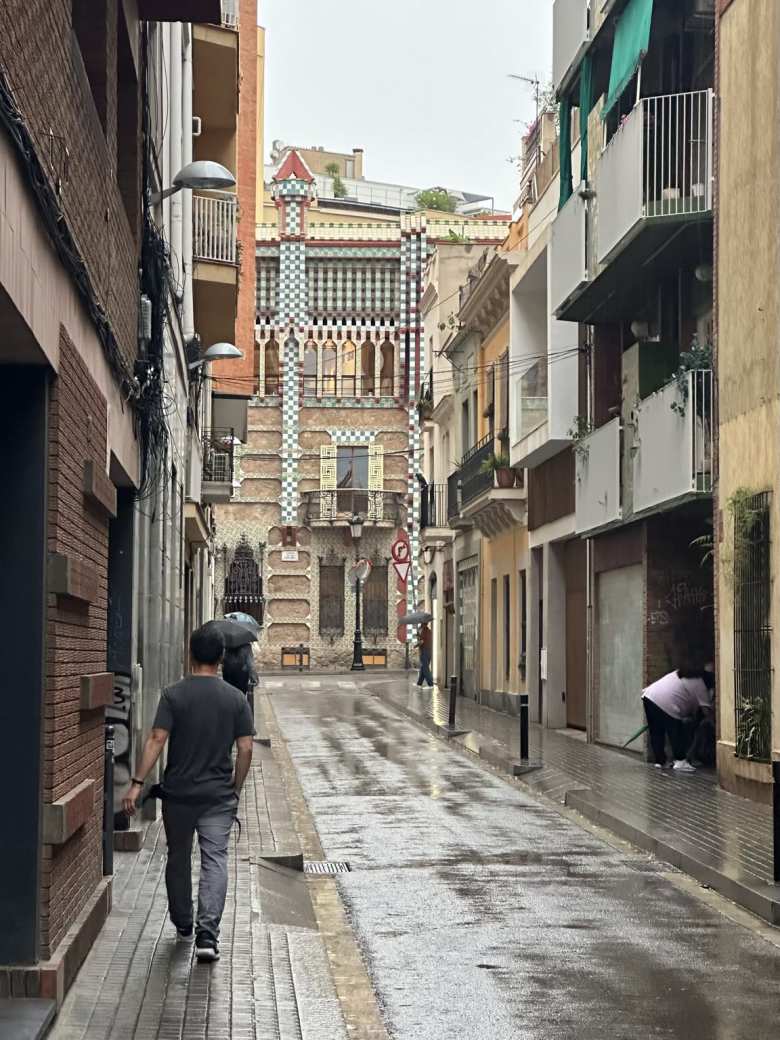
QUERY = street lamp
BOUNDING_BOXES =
[150,160,236,204]
[349,512,365,672]
[188,341,243,371]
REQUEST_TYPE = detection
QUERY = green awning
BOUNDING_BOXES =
[558,97,573,211]
[603,0,654,118]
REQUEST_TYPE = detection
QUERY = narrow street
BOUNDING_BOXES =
[268,676,780,1040]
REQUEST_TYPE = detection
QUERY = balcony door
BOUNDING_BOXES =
[337,446,368,516]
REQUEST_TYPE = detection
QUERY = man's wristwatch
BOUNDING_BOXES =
[131,777,144,787]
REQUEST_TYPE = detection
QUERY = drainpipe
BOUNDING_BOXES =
[170,22,183,291]
[585,326,595,743]
[182,26,194,340]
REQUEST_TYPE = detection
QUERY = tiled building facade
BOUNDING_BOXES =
[215,151,507,669]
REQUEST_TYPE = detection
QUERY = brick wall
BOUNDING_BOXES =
[213,0,257,396]
[42,331,111,958]
[0,1,139,371]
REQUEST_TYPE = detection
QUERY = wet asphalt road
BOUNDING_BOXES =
[269,677,780,1040]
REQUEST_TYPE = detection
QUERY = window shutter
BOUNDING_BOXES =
[320,444,337,519]
[368,443,384,519]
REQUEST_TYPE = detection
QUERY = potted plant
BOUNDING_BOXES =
[481,451,515,488]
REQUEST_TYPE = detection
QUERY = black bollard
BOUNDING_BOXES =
[448,674,458,730]
[103,724,115,876]
[520,693,530,761]
[773,760,780,884]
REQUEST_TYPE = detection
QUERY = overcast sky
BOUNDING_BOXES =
[258,1,553,211]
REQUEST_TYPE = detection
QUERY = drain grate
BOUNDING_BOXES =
[304,860,352,875]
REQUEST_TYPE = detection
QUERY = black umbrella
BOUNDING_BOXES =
[224,611,261,632]
[205,618,258,649]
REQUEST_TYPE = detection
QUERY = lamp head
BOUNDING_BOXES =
[349,513,364,540]
[188,342,243,371]
[173,161,236,191]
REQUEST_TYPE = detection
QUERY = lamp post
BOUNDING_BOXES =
[349,512,365,672]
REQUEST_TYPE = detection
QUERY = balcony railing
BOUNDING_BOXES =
[514,360,549,444]
[446,434,495,518]
[221,0,239,28]
[420,483,448,530]
[632,370,713,515]
[599,90,714,265]
[418,368,434,419]
[553,0,590,93]
[575,417,622,534]
[202,428,235,502]
[301,489,404,525]
[193,190,237,264]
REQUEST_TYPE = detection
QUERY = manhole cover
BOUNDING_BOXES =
[304,861,352,875]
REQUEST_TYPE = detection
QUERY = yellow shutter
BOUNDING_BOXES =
[368,443,384,520]
[320,444,337,519]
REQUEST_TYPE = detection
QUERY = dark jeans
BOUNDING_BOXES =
[417,649,434,687]
[162,795,237,940]
[643,697,689,765]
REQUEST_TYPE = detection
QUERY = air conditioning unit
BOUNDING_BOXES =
[685,0,715,30]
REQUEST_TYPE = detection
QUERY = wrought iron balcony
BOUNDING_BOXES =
[301,489,405,526]
[447,433,525,534]
[193,190,237,264]
[202,428,235,503]
[420,483,448,531]
[418,368,434,420]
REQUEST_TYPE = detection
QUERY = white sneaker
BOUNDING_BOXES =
[673,760,696,773]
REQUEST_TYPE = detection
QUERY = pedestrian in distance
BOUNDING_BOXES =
[416,622,434,688]
[222,641,258,696]
[122,621,254,963]
[641,664,715,773]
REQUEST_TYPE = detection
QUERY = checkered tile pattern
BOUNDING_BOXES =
[327,429,378,446]
[277,242,307,328]
[281,335,302,524]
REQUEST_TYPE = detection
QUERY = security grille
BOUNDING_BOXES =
[734,491,772,762]
[304,861,351,875]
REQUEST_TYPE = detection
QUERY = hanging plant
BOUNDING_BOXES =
[670,334,713,416]
[568,415,594,461]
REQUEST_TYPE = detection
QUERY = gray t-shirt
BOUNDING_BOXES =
[153,674,254,804]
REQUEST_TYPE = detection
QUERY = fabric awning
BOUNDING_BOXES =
[603,0,654,118]
[558,98,573,211]
[579,54,593,184]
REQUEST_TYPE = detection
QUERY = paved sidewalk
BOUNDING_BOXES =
[48,745,347,1040]
[371,679,780,926]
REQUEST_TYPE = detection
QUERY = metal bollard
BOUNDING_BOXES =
[103,724,115,876]
[773,760,780,884]
[519,693,529,762]
[298,642,304,672]
[448,674,458,730]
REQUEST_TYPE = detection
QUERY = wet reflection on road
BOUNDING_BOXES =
[270,679,780,1040]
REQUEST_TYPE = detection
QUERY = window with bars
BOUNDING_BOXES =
[224,538,264,625]
[734,491,772,762]
[319,562,344,635]
[363,564,388,635]
[322,341,337,396]
[264,340,280,396]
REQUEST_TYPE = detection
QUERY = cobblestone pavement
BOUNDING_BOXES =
[49,752,348,1040]
[269,676,780,1040]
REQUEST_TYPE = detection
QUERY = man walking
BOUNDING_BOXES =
[122,622,254,963]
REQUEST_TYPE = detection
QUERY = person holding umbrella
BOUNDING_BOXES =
[219,614,260,697]
[416,622,434,687]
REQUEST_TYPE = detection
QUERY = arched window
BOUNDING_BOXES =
[380,338,394,396]
[303,339,318,397]
[361,338,376,396]
[264,339,280,396]
[223,537,264,625]
[342,340,356,396]
[322,340,337,396]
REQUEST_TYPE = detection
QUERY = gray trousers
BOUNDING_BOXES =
[162,795,237,940]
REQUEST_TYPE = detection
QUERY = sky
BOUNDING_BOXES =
[257,0,553,212]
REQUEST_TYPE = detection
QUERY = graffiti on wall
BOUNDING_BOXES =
[106,673,132,824]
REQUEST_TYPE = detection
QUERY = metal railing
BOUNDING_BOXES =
[202,428,235,484]
[420,483,448,530]
[301,489,405,525]
[193,190,237,264]
[418,368,434,416]
[599,89,714,264]
[456,434,494,508]
[221,0,239,28]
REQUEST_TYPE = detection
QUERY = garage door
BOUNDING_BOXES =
[597,564,644,748]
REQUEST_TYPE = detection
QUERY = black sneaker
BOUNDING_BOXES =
[176,925,193,941]
[195,935,220,962]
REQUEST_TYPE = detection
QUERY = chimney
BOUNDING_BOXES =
[352,147,364,180]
